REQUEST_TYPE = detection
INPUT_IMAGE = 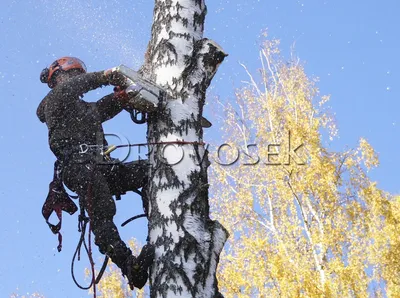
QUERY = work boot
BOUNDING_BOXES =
[123,243,155,290]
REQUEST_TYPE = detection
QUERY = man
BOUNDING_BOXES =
[37,56,154,290]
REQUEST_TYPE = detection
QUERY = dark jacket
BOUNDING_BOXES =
[37,72,123,160]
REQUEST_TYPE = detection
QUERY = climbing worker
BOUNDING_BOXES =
[37,56,154,290]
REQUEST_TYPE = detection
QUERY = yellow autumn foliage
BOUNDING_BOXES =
[210,35,399,297]
[87,239,147,298]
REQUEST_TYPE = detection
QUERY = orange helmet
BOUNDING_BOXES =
[40,57,87,88]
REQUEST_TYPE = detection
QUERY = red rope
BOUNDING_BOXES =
[88,222,96,298]
[86,181,97,298]
[115,140,205,149]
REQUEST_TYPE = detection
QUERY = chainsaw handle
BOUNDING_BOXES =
[129,109,147,124]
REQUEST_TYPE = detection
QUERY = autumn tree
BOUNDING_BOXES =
[210,36,400,297]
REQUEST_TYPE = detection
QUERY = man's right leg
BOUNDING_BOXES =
[89,169,154,289]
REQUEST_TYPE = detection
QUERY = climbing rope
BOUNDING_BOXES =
[71,180,104,297]
[71,190,147,296]
[121,214,147,227]
[71,211,98,291]
[71,211,147,295]
[71,178,108,298]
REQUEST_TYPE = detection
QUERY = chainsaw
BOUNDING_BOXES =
[116,65,212,128]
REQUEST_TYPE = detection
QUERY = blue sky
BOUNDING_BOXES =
[0,0,399,297]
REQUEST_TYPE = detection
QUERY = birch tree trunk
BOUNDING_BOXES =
[139,1,229,297]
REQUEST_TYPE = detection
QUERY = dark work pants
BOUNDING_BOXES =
[63,159,148,269]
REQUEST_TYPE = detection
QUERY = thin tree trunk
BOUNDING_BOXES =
[139,1,229,297]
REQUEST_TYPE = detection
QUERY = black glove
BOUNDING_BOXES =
[104,68,127,86]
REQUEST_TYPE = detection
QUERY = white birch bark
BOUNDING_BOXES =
[139,1,229,297]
